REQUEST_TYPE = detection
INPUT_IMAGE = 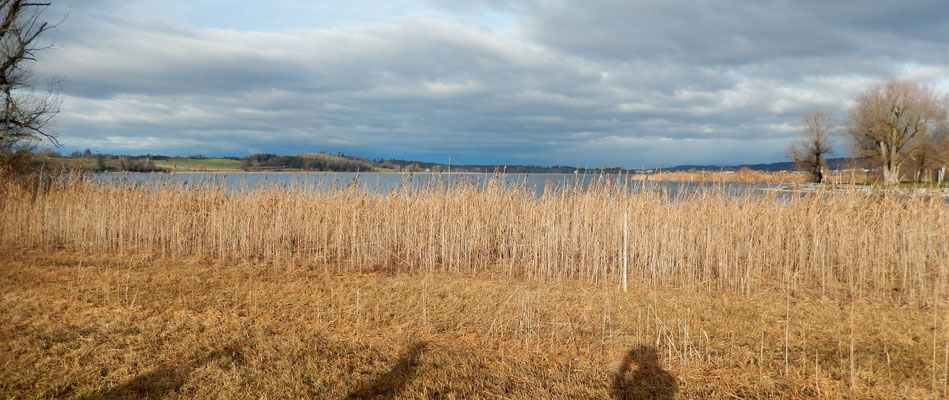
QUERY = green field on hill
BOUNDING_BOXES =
[152,158,243,171]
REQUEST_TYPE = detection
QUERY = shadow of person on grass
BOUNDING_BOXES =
[346,341,428,399]
[611,345,677,400]
[80,342,244,400]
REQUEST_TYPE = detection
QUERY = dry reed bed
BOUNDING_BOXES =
[638,169,809,183]
[2,176,947,303]
[640,169,878,185]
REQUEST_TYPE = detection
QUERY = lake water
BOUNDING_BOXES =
[92,172,777,197]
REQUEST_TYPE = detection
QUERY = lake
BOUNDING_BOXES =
[92,172,777,198]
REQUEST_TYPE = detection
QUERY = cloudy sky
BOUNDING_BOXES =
[35,0,949,167]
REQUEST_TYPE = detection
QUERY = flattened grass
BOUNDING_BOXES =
[1,248,942,399]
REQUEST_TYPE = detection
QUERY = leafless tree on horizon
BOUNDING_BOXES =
[787,110,835,183]
[847,79,941,185]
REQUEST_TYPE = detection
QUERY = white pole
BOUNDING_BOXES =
[622,211,628,292]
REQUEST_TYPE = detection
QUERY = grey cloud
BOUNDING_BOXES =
[512,1,948,67]
[36,0,949,166]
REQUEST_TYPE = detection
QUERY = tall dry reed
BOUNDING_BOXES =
[640,168,809,183]
[2,175,947,302]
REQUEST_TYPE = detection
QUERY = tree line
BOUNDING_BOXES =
[376,158,626,174]
[240,153,375,172]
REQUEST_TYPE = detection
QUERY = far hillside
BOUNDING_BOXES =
[31,149,876,176]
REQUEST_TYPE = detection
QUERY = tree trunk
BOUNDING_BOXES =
[882,164,901,185]
[880,141,901,185]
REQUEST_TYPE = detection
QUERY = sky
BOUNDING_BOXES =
[32,0,949,167]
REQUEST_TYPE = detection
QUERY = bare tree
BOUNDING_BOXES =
[847,79,941,185]
[909,128,941,183]
[932,100,949,184]
[786,110,834,183]
[0,1,59,155]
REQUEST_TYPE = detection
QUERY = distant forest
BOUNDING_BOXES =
[243,153,631,173]
[241,153,374,172]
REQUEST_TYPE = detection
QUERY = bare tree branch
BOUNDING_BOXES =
[0,0,60,153]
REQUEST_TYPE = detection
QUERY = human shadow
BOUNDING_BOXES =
[79,342,244,400]
[346,341,428,399]
[611,345,677,400]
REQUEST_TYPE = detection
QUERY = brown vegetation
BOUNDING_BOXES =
[639,168,809,183]
[2,177,949,398]
[3,176,945,301]
[1,248,945,399]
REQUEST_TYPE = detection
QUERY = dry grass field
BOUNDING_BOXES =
[638,168,881,185]
[2,176,949,398]
[636,169,810,184]
[1,249,944,399]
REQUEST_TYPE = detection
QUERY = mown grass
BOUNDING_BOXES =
[1,249,943,399]
[151,158,243,171]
